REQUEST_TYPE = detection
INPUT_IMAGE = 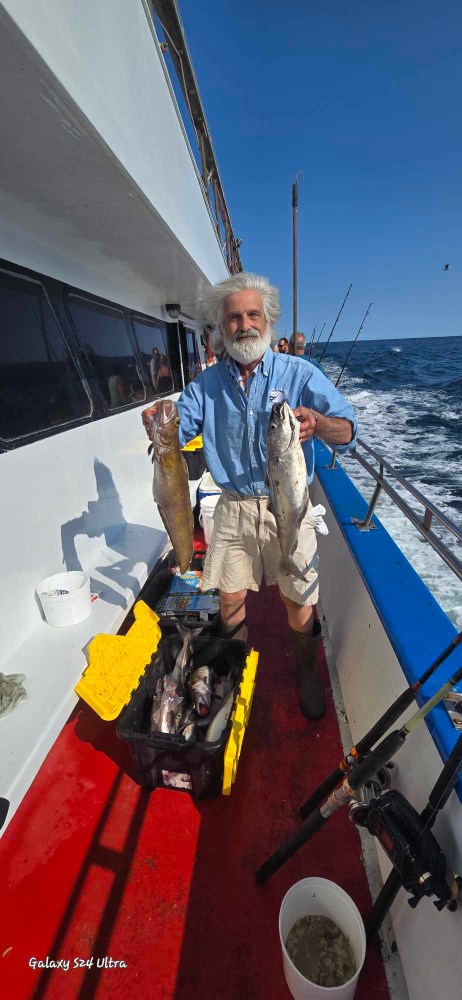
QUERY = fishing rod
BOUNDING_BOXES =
[335,302,373,388]
[363,731,462,943]
[317,283,352,364]
[255,652,462,883]
[309,322,326,359]
[307,326,316,358]
[299,630,462,821]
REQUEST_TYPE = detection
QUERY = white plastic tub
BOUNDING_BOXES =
[199,494,220,546]
[37,571,92,628]
[279,878,366,1000]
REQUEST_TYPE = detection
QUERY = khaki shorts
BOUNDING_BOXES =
[201,492,319,607]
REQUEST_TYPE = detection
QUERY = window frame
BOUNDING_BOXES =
[130,310,181,399]
[65,290,147,414]
[0,267,93,448]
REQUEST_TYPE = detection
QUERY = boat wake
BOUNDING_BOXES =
[321,337,462,629]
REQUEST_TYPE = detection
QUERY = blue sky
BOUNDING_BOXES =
[174,0,461,341]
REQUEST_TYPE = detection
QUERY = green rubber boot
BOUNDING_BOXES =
[289,620,325,720]
[220,618,248,642]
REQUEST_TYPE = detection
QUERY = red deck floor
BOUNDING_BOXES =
[1,583,390,1000]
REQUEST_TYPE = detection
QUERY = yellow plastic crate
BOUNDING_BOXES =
[181,435,203,452]
[75,601,161,721]
[75,599,259,795]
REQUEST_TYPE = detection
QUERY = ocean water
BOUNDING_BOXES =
[313,335,462,629]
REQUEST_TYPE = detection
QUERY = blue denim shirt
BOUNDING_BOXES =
[177,347,356,495]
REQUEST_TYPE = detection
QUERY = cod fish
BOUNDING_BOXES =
[188,666,213,717]
[266,400,309,581]
[149,399,193,574]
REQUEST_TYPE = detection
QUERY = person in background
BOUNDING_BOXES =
[277,336,289,354]
[149,347,161,389]
[155,354,172,392]
[289,331,307,357]
[142,273,356,720]
[290,330,326,373]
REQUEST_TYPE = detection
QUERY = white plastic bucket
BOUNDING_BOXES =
[37,571,92,628]
[198,471,221,504]
[279,878,366,1000]
[199,494,220,545]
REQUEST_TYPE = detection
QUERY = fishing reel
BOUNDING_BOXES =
[351,787,461,912]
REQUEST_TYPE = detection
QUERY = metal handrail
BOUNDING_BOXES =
[357,437,462,541]
[326,440,462,583]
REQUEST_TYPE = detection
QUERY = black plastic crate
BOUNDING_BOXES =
[117,635,250,797]
[183,448,206,480]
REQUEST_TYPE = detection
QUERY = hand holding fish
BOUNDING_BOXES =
[293,407,355,446]
[292,406,318,442]
[141,402,160,438]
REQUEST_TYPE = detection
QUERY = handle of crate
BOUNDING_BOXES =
[222,650,259,795]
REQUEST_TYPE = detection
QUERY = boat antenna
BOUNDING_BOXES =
[335,302,373,387]
[292,172,303,341]
[318,283,352,363]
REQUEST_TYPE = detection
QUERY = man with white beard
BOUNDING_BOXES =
[142,273,356,719]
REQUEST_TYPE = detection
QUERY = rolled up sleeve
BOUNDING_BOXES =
[301,368,357,453]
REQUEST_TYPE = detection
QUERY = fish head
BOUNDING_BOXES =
[188,666,213,716]
[267,401,299,455]
[151,399,181,447]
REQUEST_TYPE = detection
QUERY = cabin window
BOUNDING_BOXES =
[67,295,145,410]
[131,315,177,396]
[0,271,91,442]
[185,327,200,382]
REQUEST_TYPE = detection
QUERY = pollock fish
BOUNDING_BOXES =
[204,690,234,743]
[152,623,204,735]
[266,400,309,580]
[188,666,213,717]
[175,623,204,682]
[178,705,198,742]
[149,399,193,574]
[213,672,235,702]
[150,676,164,732]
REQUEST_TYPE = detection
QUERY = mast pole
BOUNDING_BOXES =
[292,180,298,340]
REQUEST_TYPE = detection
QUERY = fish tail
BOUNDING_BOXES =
[280,558,308,583]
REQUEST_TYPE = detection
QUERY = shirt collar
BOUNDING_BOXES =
[226,345,273,381]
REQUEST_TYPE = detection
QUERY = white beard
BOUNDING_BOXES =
[226,326,272,365]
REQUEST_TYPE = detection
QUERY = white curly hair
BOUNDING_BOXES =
[200,272,280,333]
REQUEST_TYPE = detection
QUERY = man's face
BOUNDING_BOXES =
[278,339,289,354]
[293,335,306,356]
[222,289,270,364]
